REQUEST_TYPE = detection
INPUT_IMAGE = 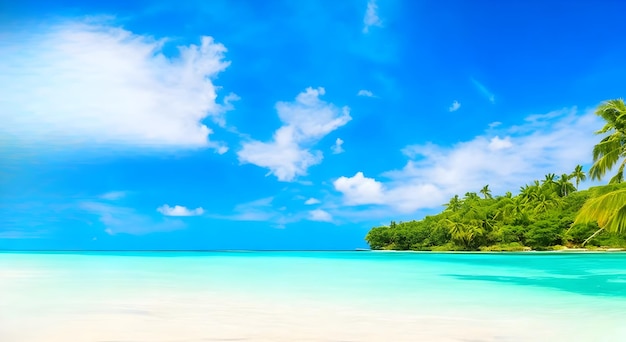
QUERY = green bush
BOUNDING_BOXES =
[479,242,528,252]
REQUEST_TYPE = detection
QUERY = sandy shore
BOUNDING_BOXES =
[3,253,626,342]
[1,290,558,342]
[3,279,622,342]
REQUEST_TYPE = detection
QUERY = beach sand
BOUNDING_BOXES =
[2,253,626,342]
[2,273,620,342]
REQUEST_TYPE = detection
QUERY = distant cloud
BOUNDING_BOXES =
[449,100,461,112]
[363,0,383,33]
[0,19,232,152]
[333,108,603,214]
[488,136,513,150]
[208,197,301,229]
[309,209,333,222]
[357,89,375,97]
[331,138,345,154]
[488,121,502,129]
[100,191,126,200]
[0,230,47,239]
[238,87,351,181]
[215,197,276,221]
[157,204,205,217]
[334,172,385,205]
[81,202,185,235]
[471,78,496,103]
[305,197,321,205]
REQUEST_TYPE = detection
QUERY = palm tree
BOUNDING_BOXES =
[589,99,626,184]
[570,164,587,189]
[574,98,626,245]
[574,189,626,245]
[542,173,557,191]
[444,195,462,213]
[464,192,480,202]
[480,185,492,199]
[556,173,576,197]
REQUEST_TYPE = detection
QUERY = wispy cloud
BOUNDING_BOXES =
[357,89,375,97]
[333,107,602,214]
[331,138,345,154]
[157,204,205,216]
[449,100,461,112]
[81,202,185,235]
[0,230,48,239]
[100,191,126,200]
[0,19,232,152]
[304,198,321,205]
[471,78,496,104]
[211,197,277,222]
[309,209,333,222]
[238,87,351,181]
[363,0,383,33]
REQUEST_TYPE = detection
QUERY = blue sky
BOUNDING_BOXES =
[1,0,625,250]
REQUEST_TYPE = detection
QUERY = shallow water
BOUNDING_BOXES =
[1,251,625,341]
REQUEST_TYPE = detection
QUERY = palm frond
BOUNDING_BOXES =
[575,189,626,233]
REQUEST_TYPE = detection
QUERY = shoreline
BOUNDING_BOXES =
[369,247,626,253]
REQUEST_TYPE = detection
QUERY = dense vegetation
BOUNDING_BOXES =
[365,98,626,251]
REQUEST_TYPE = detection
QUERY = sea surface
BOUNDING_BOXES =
[1,251,626,341]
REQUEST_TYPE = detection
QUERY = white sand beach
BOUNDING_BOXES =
[2,252,626,342]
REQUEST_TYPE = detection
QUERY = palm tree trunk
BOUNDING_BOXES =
[582,227,604,246]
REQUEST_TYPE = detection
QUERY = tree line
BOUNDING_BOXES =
[365,99,626,251]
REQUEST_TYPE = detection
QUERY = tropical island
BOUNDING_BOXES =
[365,99,626,251]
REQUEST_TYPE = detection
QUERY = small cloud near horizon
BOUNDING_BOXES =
[157,204,205,216]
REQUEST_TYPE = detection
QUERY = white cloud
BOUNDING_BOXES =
[449,100,461,112]
[238,87,351,181]
[0,19,232,152]
[309,209,333,222]
[357,89,375,97]
[81,202,185,235]
[333,172,385,205]
[332,138,345,154]
[363,0,383,33]
[304,197,321,205]
[157,204,205,216]
[100,191,126,200]
[488,136,513,150]
[333,108,603,214]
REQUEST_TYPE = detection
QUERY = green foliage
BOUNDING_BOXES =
[565,222,601,245]
[524,219,562,249]
[365,181,625,251]
[364,99,626,251]
[575,188,626,233]
[479,242,527,252]
[589,98,626,184]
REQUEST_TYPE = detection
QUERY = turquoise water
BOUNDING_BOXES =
[2,251,626,341]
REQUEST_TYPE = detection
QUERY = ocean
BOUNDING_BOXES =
[1,251,625,341]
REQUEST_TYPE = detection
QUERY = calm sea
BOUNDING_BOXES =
[1,251,625,341]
